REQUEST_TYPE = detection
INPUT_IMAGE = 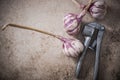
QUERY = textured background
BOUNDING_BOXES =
[0,0,120,80]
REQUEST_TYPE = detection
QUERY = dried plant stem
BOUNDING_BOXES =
[84,0,93,11]
[2,23,61,40]
[77,0,93,18]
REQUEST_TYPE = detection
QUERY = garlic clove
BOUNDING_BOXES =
[72,40,84,52]
[94,1,105,8]
[65,19,78,31]
[64,16,76,24]
[63,44,71,57]
[67,26,80,35]
[93,12,106,19]
[92,12,105,19]
[68,47,77,57]
[90,6,104,13]
[64,13,76,20]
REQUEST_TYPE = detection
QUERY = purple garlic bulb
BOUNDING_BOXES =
[64,13,81,36]
[60,37,84,57]
[89,1,107,19]
[63,9,87,36]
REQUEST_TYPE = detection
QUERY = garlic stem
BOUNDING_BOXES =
[84,0,93,11]
[77,0,93,18]
[2,23,61,40]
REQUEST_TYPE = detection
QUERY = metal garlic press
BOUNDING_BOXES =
[76,22,105,80]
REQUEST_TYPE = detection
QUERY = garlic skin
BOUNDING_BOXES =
[62,38,84,57]
[89,1,107,19]
[64,13,81,35]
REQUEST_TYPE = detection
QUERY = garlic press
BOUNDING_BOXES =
[76,22,105,80]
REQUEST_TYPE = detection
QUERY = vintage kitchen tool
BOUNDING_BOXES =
[75,22,105,80]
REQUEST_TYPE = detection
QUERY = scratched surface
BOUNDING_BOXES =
[0,0,120,80]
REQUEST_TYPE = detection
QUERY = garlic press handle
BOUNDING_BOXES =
[76,23,95,78]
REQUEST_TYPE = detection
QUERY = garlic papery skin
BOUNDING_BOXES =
[64,13,81,36]
[62,37,84,57]
[89,1,107,19]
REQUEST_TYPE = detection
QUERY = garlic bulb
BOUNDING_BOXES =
[64,13,81,35]
[63,0,93,36]
[89,1,107,19]
[62,37,84,57]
